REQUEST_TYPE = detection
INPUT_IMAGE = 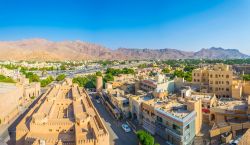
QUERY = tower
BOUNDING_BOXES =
[96,76,103,93]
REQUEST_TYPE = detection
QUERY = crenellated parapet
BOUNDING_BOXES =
[16,79,109,145]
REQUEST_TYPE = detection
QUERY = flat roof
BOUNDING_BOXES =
[0,83,17,94]
[217,100,247,111]
[156,101,190,119]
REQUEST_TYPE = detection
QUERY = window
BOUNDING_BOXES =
[184,133,190,141]
[165,121,169,126]
[226,88,229,91]
[173,124,181,134]
[156,116,162,123]
[184,124,190,131]
[173,124,180,130]
[226,75,229,78]
[210,74,213,78]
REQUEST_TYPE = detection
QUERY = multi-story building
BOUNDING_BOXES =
[186,93,216,123]
[129,91,154,123]
[16,79,109,145]
[140,74,167,93]
[231,80,250,99]
[141,98,202,145]
[105,88,130,118]
[192,64,233,98]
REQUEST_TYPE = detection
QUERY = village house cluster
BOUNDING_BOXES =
[97,63,250,145]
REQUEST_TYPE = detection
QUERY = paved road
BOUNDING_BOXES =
[90,95,138,145]
[32,62,149,78]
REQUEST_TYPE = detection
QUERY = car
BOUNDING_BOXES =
[96,99,100,104]
[122,124,131,132]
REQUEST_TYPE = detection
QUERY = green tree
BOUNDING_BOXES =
[136,130,159,145]
[40,76,54,87]
[56,74,66,81]
[0,75,16,83]
[173,70,192,82]
[72,75,97,89]
[162,68,170,74]
[243,74,250,81]
[60,65,66,70]
[103,73,114,83]
[96,71,102,76]
[25,72,40,82]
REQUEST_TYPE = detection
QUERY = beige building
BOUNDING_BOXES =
[192,64,233,98]
[0,83,22,125]
[209,99,248,124]
[16,79,109,145]
[141,97,202,145]
[231,80,250,100]
[184,92,217,123]
[140,74,168,99]
[105,88,130,118]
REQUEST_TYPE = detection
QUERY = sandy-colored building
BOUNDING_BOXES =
[210,99,248,124]
[0,83,23,125]
[16,79,109,145]
[231,80,250,99]
[184,92,217,123]
[141,98,202,145]
[129,92,154,123]
[192,64,233,98]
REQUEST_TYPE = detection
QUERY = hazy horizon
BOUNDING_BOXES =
[1,0,250,55]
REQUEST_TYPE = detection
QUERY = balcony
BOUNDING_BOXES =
[155,122,183,141]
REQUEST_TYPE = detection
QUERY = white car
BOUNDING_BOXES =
[96,99,100,104]
[122,124,131,133]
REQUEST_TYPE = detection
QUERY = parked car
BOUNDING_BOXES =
[96,99,100,104]
[122,124,131,133]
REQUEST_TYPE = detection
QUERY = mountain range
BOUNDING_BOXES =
[0,39,248,61]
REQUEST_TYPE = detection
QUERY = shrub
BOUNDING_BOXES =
[136,130,159,145]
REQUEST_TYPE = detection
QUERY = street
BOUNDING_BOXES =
[90,95,138,145]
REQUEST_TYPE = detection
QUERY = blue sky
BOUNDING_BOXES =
[0,0,250,54]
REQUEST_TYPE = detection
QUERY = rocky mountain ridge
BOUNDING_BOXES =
[0,39,248,60]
